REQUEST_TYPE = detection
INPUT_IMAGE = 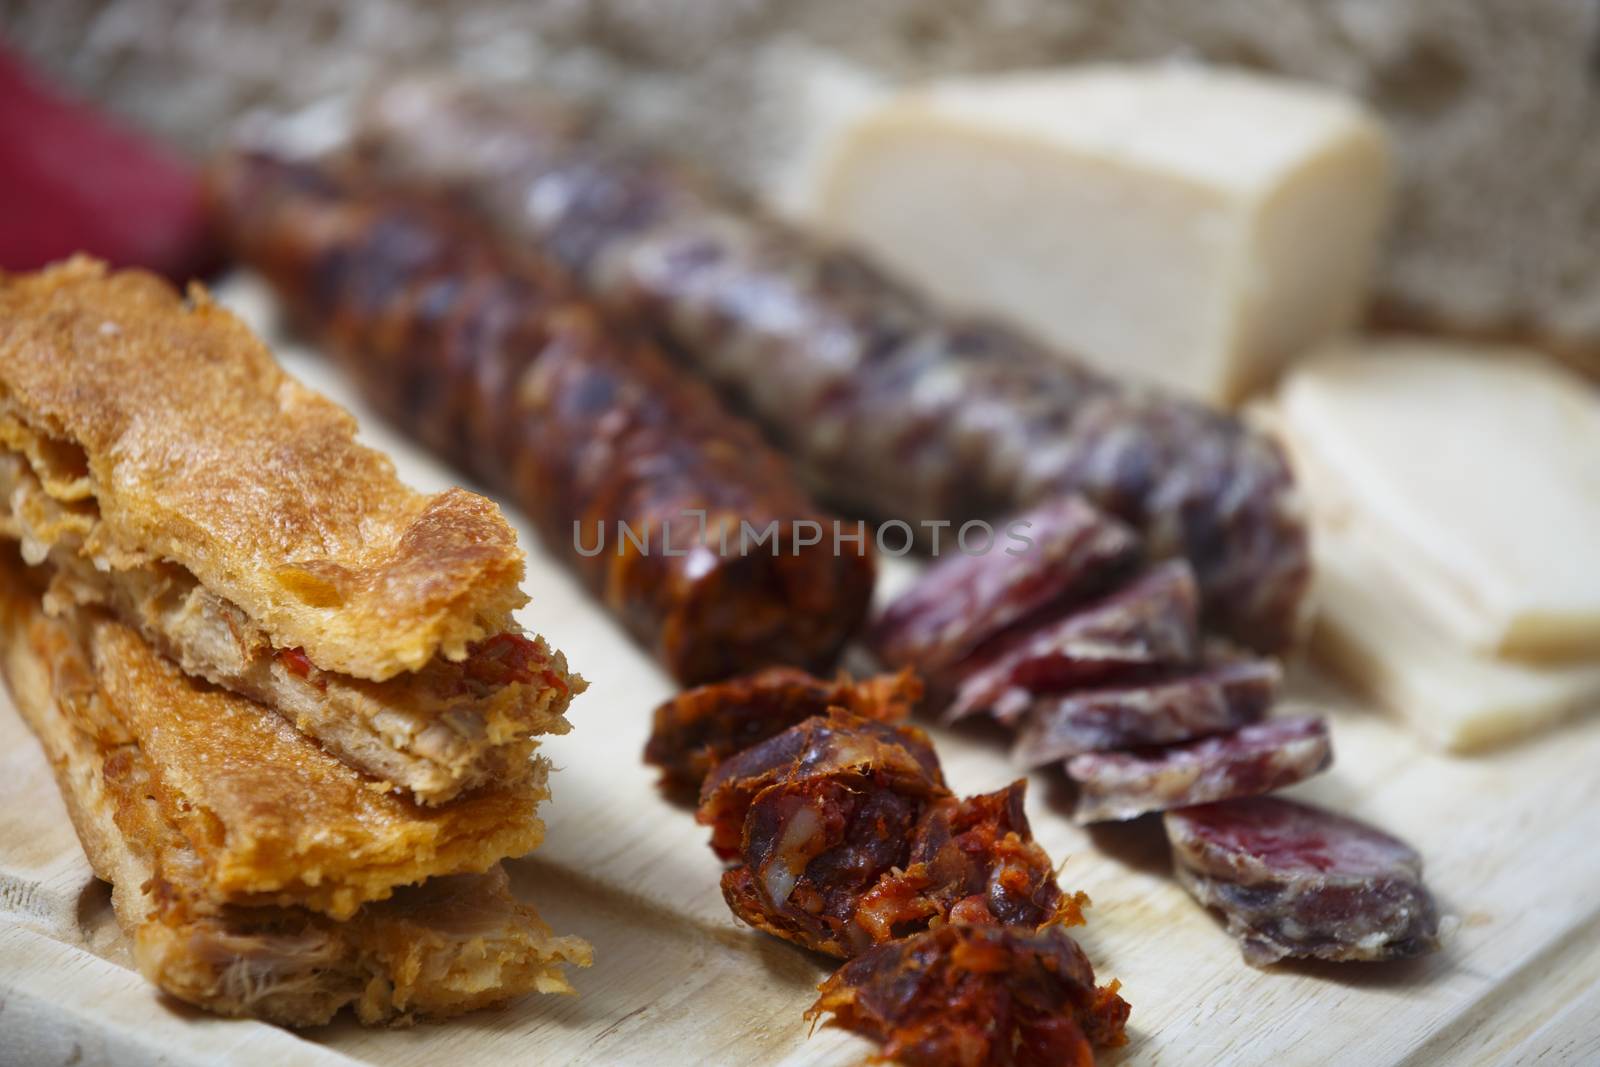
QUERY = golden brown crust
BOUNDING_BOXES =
[83,616,549,919]
[0,550,590,1026]
[0,447,580,805]
[130,866,592,1027]
[0,568,549,918]
[0,257,527,681]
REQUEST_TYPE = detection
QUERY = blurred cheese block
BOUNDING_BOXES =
[1314,531,1600,752]
[1280,339,1600,663]
[805,64,1390,404]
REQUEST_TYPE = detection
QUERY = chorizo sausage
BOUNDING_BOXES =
[643,666,919,801]
[696,709,1075,959]
[209,151,874,686]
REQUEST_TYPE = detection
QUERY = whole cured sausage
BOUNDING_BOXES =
[210,152,874,686]
[354,77,1310,652]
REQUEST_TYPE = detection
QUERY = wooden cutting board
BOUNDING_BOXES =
[2,281,1598,1067]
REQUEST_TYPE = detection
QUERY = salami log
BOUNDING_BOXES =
[354,77,1311,653]
[1165,797,1442,965]
[808,925,1130,1067]
[210,151,874,687]
[1065,716,1332,824]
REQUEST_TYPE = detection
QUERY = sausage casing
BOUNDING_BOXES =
[210,152,875,686]
[354,78,1310,652]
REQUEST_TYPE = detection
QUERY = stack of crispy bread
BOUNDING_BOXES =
[0,257,590,1026]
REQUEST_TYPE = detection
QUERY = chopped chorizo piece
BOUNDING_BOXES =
[1165,797,1442,966]
[355,78,1310,653]
[702,715,1078,957]
[1010,656,1280,767]
[1067,716,1332,824]
[696,710,946,860]
[808,924,1130,1067]
[856,781,1087,944]
[721,776,931,958]
[945,561,1202,724]
[643,666,919,801]
[870,497,1141,676]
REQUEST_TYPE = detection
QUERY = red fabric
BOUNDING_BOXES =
[0,47,218,281]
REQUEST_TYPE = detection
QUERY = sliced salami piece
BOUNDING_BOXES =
[1010,657,1281,767]
[1164,797,1442,966]
[870,497,1140,676]
[944,560,1202,724]
[644,666,920,801]
[1066,716,1332,824]
[808,925,1130,1067]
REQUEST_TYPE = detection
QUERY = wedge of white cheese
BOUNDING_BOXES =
[805,64,1391,404]
[1280,339,1600,664]
[1313,530,1600,752]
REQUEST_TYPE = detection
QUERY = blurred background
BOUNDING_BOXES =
[3,0,1599,371]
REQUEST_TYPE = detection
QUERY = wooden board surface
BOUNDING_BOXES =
[2,282,1598,1066]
